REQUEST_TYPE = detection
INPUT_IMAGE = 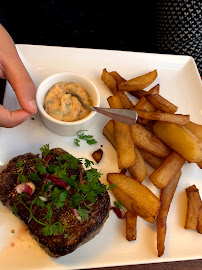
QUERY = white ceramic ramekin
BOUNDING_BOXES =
[36,72,100,136]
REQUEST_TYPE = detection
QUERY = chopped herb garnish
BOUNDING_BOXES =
[78,206,90,221]
[13,203,18,215]
[107,182,118,190]
[50,187,69,209]
[29,172,41,182]
[32,196,45,208]
[74,130,97,146]
[17,160,22,169]
[114,201,124,210]
[18,173,27,183]
[36,163,47,175]
[14,144,109,237]
[74,138,80,147]
[40,144,50,159]
[41,221,66,237]
[17,161,28,182]
[84,158,94,169]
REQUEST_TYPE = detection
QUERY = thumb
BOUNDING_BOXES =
[0,105,31,128]
[0,25,37,115]
[4,59,38,115]
[12,77,38,115]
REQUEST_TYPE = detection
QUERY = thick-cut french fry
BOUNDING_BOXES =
[120,168,127,175]
[153,121,202,163]
[186,122,202,162]
[130,89,147,99]
[185,121,202,141]
[104,120,147,182]
[101,68,118,95]
[107,173,160,223]
[139,149,163,169]
[104,120,115,136]
[109,71,126,84]
[185,185,200,230]
[134,96,156,112]
[130,123,170,158]
[134,96,156,125]
[197,200,202,234]
[111,184,134,212]
[197,161,202,169]
[143,121,155,132]
[128,144,147,183]
[107,96,136,169]
[103,120,117,149]
[149,151,185,189]
[116,91,135,109]
[102,68,134,109]
[117,70,157,92]
[125,210,137,241]
[157,171,181,257]
[146,94,178,114]
[130,84,160,99]
[133,109,190,125]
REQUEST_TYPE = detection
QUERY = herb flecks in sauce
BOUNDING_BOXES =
[44,82,92,122]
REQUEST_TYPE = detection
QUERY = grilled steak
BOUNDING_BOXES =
[0,147,110,257]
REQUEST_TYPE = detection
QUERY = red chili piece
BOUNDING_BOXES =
[46,174,68,188]
[44,155,52,167]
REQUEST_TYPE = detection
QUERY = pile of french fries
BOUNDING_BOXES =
[101,68,202,257]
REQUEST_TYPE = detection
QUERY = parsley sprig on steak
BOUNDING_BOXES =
[0,146,110,257]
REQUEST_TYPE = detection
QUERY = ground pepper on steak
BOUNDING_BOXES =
[0,147,110,257]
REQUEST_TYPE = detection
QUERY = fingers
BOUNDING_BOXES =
[3,49,37,115]
[0,105,31,128]
[0,24,37,115]
[11,78,38,115]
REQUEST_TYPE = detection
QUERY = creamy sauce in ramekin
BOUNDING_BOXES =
[44,82,92,122]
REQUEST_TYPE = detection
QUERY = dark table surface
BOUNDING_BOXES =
[0,78,202,269]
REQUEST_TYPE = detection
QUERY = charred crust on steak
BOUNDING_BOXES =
[0,147,110,257]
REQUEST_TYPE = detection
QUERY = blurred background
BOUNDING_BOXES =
[0,0,201,74]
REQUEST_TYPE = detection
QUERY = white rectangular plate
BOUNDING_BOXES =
[0,45,202,270]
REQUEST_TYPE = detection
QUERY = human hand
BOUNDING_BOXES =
[0,24,37,127]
